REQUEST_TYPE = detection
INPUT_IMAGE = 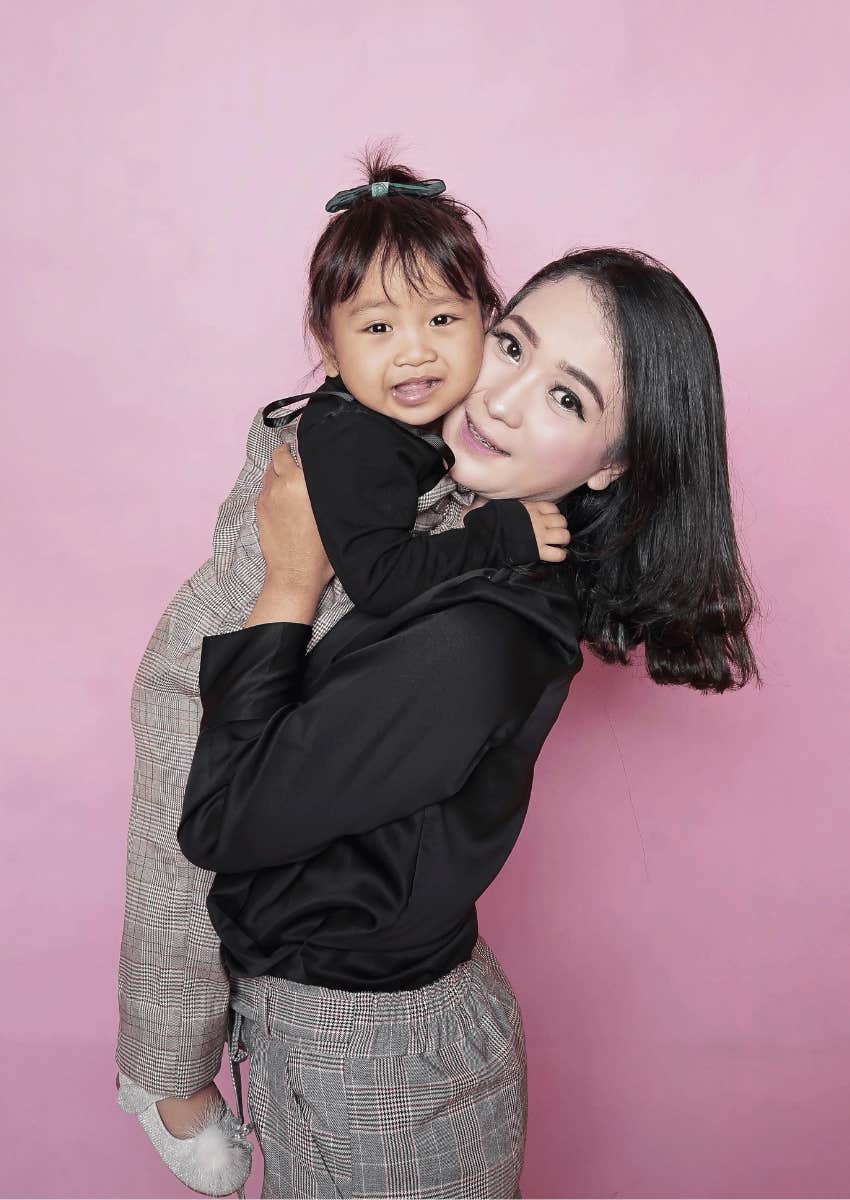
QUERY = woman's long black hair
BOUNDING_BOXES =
[504,248,761,694]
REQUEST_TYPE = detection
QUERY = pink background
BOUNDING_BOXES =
[2,2,849,1197]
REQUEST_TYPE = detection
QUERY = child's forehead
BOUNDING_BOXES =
[343,251,467,311]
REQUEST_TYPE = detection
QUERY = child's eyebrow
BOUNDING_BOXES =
[425,292,466,306]
[348,296,395,317]
[348,291,464,318]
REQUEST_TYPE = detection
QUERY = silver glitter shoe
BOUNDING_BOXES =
[116,1070,253,1197]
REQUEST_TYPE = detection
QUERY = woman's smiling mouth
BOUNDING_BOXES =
[460,409,510,456]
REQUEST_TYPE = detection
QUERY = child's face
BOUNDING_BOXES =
[318,253,485,426]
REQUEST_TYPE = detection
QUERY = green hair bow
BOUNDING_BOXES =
[324,178,447,214]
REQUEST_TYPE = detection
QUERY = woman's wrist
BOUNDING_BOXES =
[245,575,322,628]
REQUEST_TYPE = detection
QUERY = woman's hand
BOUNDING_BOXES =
[245,446,334,628]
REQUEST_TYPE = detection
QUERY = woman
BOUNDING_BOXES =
[175,248,760,1199]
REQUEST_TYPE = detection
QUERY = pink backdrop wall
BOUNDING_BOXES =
[2,2,848,1196]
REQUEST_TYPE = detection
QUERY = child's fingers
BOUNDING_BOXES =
[538,544,568,562]
[544,528,571,545]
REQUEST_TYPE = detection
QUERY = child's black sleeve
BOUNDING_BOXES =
[296,400,539,615]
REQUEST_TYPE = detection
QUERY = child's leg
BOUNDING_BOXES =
[116,406,285,1098]
[116,578,235,1097]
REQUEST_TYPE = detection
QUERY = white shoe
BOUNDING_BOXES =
[116,1069,253,1197]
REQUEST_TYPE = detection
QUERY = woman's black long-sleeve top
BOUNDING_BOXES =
[177,562,583,991]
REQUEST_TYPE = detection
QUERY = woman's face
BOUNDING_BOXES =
[441,274,626,501]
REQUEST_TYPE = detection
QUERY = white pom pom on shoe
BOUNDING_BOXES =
[116,1070,253,1197]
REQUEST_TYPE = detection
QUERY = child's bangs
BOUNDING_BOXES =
[377,234,475,303]
[335,230,476,310]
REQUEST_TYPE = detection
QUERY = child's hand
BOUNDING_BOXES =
[521,501,571,563]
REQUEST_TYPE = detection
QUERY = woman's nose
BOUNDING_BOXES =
[483,378,524,428]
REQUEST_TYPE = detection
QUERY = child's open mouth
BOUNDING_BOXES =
[391,377,442,406]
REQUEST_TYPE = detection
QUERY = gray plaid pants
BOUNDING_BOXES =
[115,403,474,1096]
[227,936,526,1199]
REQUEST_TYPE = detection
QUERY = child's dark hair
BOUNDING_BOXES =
[505,248,761,695]
[306,146,502,345]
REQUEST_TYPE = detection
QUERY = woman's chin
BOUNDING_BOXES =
[443,417,513,496]
[449,469,479,493]
[448,459,510,498]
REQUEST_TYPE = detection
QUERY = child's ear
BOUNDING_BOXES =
[317,338,339,377]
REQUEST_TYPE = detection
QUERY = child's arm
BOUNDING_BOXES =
[296,399,544,616]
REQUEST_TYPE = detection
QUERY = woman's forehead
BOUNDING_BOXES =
[509,276,618,395]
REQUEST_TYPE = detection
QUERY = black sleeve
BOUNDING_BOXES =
[176,606,545,873]
[296,401,539,616]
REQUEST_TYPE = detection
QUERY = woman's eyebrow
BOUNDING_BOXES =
[504,313,605,411]
[557,360,605,412]
[504,313,540,347]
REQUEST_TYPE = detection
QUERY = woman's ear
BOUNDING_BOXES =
[586,459,627,491]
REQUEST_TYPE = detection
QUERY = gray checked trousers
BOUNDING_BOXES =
[114,402,474,1097]
[227,936,526,1199]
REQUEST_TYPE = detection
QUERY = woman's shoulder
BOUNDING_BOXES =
[371,566,583,680]
[385,572,584,710]
[304,566,583,697]
[425,566,581,657]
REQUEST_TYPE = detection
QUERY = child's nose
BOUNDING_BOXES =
[394,331,438,367]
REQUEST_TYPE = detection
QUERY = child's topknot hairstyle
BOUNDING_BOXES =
[306,143,503,346]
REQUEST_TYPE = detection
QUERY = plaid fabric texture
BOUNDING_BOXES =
[115,404,474,1096]
[229,935,527,1199]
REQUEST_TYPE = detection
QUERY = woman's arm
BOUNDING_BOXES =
[242,440,335,628]
[244,578,318,627]
[176,600,546,873]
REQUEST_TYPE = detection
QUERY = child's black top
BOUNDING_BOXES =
[265,374,539,616]
[177,561,583,991]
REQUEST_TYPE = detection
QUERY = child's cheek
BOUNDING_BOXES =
[457,331,486,393]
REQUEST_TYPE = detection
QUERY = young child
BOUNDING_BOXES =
[115,151,569,1197]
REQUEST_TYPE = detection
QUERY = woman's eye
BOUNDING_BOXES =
[430,313,458,326]
[365,322,391,334]
[550,388,585,421]
[493,329,521,362]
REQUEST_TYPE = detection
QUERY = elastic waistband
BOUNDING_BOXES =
[228,935,514,1057]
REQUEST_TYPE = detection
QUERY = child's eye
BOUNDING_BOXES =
[549,387,585,422]
[429,313,458,327]
[492,328,521,362]
[364,322,392,334]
